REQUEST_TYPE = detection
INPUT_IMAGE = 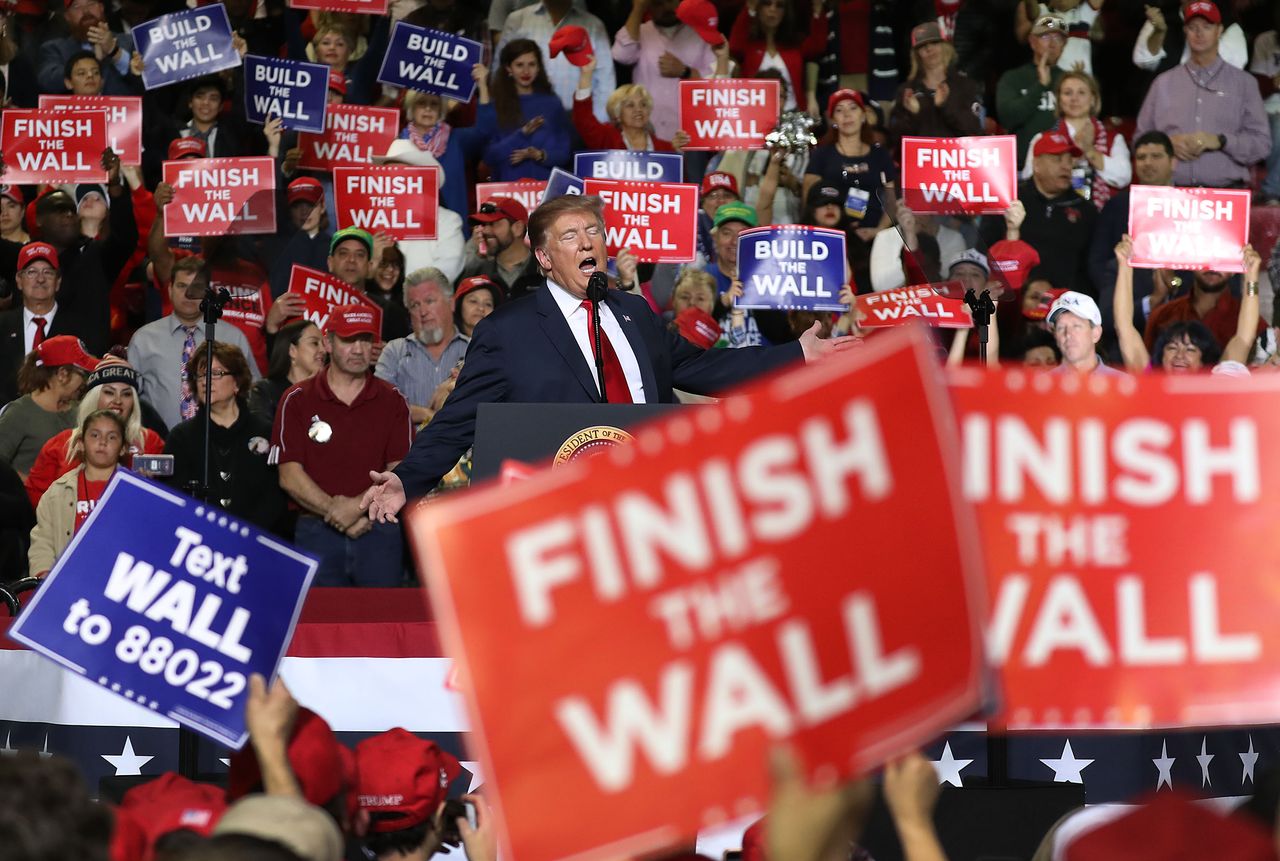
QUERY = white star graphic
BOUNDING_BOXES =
[930,742,974,788]
[1196,737,1214,787]
[101,737,154,776]
[219,758,231,769]
[1040,740,1094,784]
[459,761,485,792]
[1153,739,1175,791]
[1240,736,1259,786]
[0,731,16,757]
[39,733,52,759]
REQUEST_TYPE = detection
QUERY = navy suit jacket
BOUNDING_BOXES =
[0,308,81,406]
[394,286,803,498]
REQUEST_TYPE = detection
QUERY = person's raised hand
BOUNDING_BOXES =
[457,794,497,861]
[101,148,121,185]
[232,33,248,58]
[578,53,598,85]
[1145,4,1166,32]
[1244,244,1262,281]
[799,320,859,362]
[1035,53,1051,88]
[264,115,284,151]
[616,247,638,287]
[721,279,745,308]
[153,181,175,207]
[282,146,303,177]
[370,231,392,272]
[658,51,686,78]
[766,745,875,861]
[1075,121,1094,151]
[1003,199,1026,233]
[361,470,406,523]
[246,672,298,752]
[902,88,921,115]
[1114,233,1133,266]
[672,129,690,151]
[839,283,856,307]
[129,50,144,77]
[883,751,942,834]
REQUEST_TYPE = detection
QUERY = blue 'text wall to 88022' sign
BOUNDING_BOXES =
[9,472,316,749]
[133,4,240,91]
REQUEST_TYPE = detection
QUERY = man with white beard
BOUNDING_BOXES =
[375,268,469,427]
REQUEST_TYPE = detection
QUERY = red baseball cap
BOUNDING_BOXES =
[287,176,324,206]
[1183,1,1221,24]
[325,304,380,339]
[470,196,529,224]
[328,69,347,96]
[454,275,504,309]
[18,240,58,271]
[168,137,206,160]
[121,773,227,860]
[675,307,721,349]
[35,335,98,372]
[700,171,739,198]
[1065,792,1273,861]
[355,728,462,833]
[827,88,865,117]
[676,0,725,47]
[109,807,149,861]
[548,25,594,66]
[227,708,349,807]
[0,184,23,207]
[987,238,1042,292]
[1033,130,1083,158]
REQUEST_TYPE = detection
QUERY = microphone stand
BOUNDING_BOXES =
[178,279,228,782]
[964,288,997,365]
[586,272,608,403]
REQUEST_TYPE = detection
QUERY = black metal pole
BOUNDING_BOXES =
[964,288,997,365]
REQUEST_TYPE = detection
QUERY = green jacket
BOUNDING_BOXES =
[996,63,1065,164]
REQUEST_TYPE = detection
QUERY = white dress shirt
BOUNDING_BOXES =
[546,279,647,403]
[23,304,58,354]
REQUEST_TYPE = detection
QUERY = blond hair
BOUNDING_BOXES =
[606,84,653,126]
[907,41,957,82]
[1056,71,1101,118]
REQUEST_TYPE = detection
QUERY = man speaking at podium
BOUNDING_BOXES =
[362,195,851,521]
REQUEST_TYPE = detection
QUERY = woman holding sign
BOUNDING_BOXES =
[1020,72,1130,210]
[481,40,570,181]
[28,409,127,577]
[1112,235,1261,374]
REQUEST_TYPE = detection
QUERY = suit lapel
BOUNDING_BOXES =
[607,293,657,404]
[536,285,601,402]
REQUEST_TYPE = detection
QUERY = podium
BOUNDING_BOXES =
[472,403,687,481]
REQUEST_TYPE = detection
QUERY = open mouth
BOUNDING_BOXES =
[578,256,597,274]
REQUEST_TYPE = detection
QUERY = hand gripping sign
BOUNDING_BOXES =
[0,109,108,184]
[377,22,484,102]
[475,180,546,212]
[583,179,699,264]
[38,96,142,167]
[297,105,400,171]
[243,55,330,135]
[574,151,684,183]
[133,5,240,91]
[163,157,277,237]
[408,327,986,861]
[678,79,780,150]
[856,286,973,329]
[286,264,383,334]
[950,367,1280,729]
[1127,185,1251,273]
[736,225,848,312]
[333,165,439,240]
[900,136,1017,215]
[8,472,316,748]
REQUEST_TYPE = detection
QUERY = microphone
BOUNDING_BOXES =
[586,271,608,303]
[585,271,608,403]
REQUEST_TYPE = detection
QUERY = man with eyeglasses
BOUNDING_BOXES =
[0,243,88,405]
[996,14,1067,164]
[461,197,542,300]
[38,0,137,96]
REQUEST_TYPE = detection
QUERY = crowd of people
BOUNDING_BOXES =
[0,0,1273,585]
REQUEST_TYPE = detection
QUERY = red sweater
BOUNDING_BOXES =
[728,7,827,103]
[572,95,674,152]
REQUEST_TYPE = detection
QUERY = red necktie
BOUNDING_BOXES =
[580,300,633,404]
[31,316,46,351]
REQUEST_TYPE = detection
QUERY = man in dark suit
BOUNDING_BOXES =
[0,243,83,406]
[361,195,851,521]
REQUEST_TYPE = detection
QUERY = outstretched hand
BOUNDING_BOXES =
[798,321,859,362]
[361,470,406,523]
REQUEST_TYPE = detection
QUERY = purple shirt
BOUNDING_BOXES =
[1135,57,1271,187]
[612,21,717,141]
